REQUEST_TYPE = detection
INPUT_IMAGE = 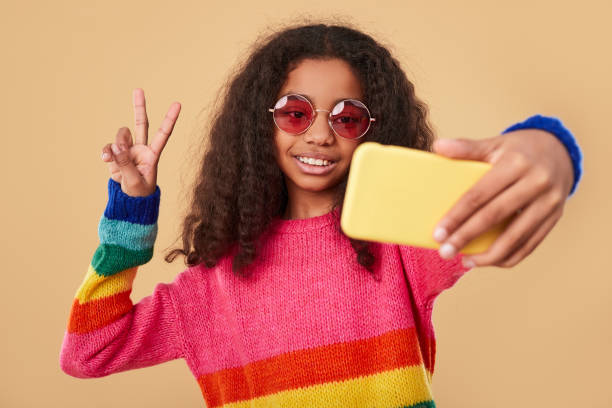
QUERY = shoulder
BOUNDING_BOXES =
[165,263,211,299]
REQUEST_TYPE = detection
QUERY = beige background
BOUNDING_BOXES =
[1,0,609,406]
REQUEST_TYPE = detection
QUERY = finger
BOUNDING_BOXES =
[101,143,113,162]
[433,151,530,243]
[496,207,563,268]
[458,188,562,266]
[102,142,121,176]
[439,167,555,260]
[111,128,144,184]
[150,102,181,157]
[432,135,503,162]
[133,88,149,145]
[116,125,134,149]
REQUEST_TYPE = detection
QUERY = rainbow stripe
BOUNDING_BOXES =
[198,328,434,407]
[66,179,160,335]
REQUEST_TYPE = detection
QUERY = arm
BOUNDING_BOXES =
[59,178,183,378]
[398,245,471,311]
[430,114,582,268]
[400,114,582,302]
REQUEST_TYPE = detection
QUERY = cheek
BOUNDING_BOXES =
[272,133,292,166]
[339,140,361,161]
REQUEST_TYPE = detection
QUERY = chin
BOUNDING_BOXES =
[293,177,338,192]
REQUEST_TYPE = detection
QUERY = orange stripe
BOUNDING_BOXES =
[67,290,133,334]
[198,327,424,408]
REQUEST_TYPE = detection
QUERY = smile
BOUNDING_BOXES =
[296,156,333,166]
[293,156,337,175]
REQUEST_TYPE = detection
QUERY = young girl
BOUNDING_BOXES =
[60,23,582,407]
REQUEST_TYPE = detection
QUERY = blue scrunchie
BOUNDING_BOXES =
[501,114,583,197]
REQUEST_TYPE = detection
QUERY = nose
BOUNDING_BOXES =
[303,110,335,145]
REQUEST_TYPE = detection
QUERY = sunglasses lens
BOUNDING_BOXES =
[272,95,313,134]
[330,100,372,139]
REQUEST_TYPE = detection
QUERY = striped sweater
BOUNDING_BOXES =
[59,177,472,407]
[59,114,582,406]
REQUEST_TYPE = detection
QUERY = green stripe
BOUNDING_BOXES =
[98,215,158,251]
[91,243,154,277]
[401,401,435,408]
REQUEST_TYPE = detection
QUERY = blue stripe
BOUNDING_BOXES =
[103,178,161,224]
[98,215,158,251]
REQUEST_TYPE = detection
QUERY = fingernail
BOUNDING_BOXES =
[439,243,456,259]
[462,257,475,269]
[433,227,448,242]
[101,152,109,160]
[111,144,120,155]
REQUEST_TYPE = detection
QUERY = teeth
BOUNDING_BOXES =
[297,156,332,166]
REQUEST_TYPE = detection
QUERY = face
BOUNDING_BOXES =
[272,58,367,206]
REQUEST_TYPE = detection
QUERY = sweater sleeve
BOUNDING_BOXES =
[398,244,472,310]
[59,178,184,378]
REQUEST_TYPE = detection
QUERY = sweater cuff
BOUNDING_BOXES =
[103,178,161,224]
[501,114,583,197]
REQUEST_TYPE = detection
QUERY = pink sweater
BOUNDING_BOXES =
[60,178,471,407]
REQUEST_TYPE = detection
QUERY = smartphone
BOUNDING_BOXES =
[340,142,513,254]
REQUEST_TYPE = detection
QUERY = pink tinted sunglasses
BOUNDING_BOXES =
[268,93,376,140]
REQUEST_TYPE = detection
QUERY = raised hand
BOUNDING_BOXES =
[101,88,181,197]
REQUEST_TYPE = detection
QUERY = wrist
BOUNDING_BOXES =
[501,114,583,197]
[104,178,161,224]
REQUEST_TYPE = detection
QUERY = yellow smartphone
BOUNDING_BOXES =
[340,142,513,254]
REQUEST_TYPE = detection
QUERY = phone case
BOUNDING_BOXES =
[340,142,513,254]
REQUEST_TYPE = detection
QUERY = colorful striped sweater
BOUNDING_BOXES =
[60,115,582,407]
[59,177,472,407]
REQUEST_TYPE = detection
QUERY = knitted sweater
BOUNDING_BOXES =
[60,177,471,407]
[60,115,582,407]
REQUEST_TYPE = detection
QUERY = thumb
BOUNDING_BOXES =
[432,137,501,162]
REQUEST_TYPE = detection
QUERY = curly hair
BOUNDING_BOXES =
[164,21,436,276]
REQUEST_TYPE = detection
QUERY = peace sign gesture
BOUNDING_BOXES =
[101,88,181,197]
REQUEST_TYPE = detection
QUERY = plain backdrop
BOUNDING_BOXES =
[1,0,610,407]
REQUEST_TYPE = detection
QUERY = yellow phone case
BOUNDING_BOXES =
[340,142,512,254]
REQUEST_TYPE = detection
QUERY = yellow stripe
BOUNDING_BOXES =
[220,364,433,408]
[75,264,137,304]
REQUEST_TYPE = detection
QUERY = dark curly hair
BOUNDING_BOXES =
[164,20,435,276]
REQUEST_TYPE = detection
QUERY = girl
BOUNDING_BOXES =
[60,23,582,407]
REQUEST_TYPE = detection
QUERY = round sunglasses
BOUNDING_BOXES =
[268,93,376,140]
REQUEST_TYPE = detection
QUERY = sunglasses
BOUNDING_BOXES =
[268,93,376,140]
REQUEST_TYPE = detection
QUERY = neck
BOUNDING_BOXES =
[283,198,335,220]
[283,186,338,220]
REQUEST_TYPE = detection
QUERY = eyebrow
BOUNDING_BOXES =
[284,91,362,107]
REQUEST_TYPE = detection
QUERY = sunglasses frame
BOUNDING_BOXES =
[268,93,376,140]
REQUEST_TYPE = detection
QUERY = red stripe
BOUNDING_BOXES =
[198,327,424,407]
[67,290,133,334]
